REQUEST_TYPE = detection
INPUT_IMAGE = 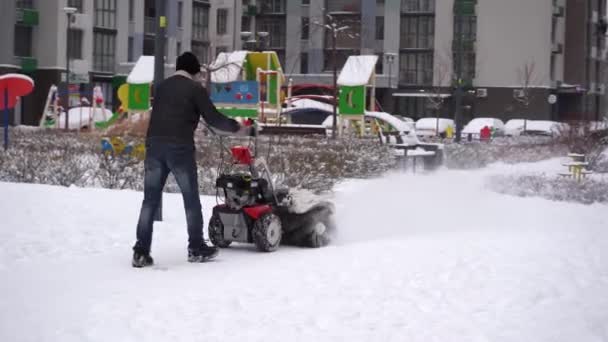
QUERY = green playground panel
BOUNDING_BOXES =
[339,85,366,116]
[128,83,150,111]
[218,107,259,118]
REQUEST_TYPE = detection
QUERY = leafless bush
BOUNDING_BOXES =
[0,128,395,194]
[488,174,608,204]
[444,136,569,169]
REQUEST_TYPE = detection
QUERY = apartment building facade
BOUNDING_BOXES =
[1,0,605,125]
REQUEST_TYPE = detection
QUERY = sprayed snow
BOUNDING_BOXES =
[286,98,334,112]
[336,55,378,86]
[56,107,113,129]
[1,159,608,341]
[209,51,248,83]
[127,56,155,84]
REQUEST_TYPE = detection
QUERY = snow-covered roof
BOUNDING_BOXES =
[462,118,505,134]
[337,55,378,86]
[127,56,155,84]
[210,51,248,83]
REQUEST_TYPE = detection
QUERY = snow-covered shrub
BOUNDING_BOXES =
[487,174,608,204]
[445,137,568,169]
[0,129,395,194]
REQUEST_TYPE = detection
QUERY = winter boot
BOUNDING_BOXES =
[187,243,219,263]
[132,251,154,268]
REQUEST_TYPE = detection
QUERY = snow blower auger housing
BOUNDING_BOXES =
[209,145,336,252]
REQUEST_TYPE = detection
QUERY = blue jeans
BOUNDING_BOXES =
[133,141,203,254]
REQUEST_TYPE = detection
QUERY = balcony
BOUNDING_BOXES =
[16,8,39,26]
[325,0,361,14]
[14,56,38,73]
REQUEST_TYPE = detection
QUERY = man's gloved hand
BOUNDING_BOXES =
[236,118,259,137]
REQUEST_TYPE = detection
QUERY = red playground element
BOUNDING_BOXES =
[243,205,273,220]
[231,146,254,165]
[480,126,491,141]
[246,92,253,100]
[0,74,35,110]
[235,92,243,100]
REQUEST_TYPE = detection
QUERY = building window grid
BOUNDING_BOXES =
[301,17,310,40]
[257,19,285,49]
[217,8,228,35]
[399,52,433,85]
[16,0,34,9]
[94,0,117,29]
[93,31,116,72]
[192,3,210,42]
[324,0,361,13]
[68,29,83,60]
[401,0,435,13]
[258,0,285,14]
[177,1,183,28]
[400,16,434,49]
[376,16,384,40]
[191,41,210,65]
[68,0,83,12]
[14,24,33,57]
[453,15,477,82]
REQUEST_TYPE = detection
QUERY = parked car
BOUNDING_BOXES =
[415,118,455,137]
[504,119,568,137]
[461,117,505,139]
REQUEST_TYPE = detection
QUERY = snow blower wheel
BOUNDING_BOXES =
[252,213,282,252]
[208,214,232,248]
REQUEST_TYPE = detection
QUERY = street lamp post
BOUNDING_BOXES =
[63,7,77,131]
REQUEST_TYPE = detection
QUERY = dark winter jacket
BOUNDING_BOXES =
[146,72,240,145]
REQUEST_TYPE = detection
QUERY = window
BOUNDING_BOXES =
[400,16,434,49]
[68,0,83,12]
[94,0,117,29]
[16,0,34,9]
[453,14,476,82]
[216,46,228,56]
[399,51,433,85]
[259,0,285,13]
[129,0,134,21]
[93,31,116,72]
[178,1,183,27]
[257,19,286,48]
[14,25,33,57]
[300,52,308,73]
[191,41,209,65]
[324,0,361,12]
[241,16,251,32]
[376,54,384,74]
[68,29,83,59]
[401,0,435,13]
[143,37,154,55]
[128,37,134,62]
[145,0,156,18]
[376,16,384,40]
[217,8,228,35]
[192,2,210,41]
[176,42,182,56]
[302,0,310,5]
[301,17,309,40]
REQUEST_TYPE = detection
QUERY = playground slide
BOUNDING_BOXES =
[94,111,122,130]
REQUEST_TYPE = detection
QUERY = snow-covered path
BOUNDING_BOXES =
[1,161,608,342]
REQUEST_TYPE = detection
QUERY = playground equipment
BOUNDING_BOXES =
[209,51,285,122]
[335,55,378,137]
[0,73,35,149]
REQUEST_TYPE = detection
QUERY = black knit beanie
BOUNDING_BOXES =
[176,52,201,75]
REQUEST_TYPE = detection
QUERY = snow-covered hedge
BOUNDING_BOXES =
[444,137,570,169]
[0,129,396,194]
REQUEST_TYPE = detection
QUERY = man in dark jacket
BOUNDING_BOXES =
[132,52,253,267]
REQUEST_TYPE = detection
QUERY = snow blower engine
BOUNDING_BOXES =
[209,145,336,252]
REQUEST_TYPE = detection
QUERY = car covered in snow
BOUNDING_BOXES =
[504,119,569,137]
[415,118,455,138]
[461,118,505,139]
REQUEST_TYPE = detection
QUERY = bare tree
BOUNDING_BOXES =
[425,54,452,136]
[514,60,538,133]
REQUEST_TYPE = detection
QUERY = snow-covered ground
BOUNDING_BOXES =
[1,159,608,342]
